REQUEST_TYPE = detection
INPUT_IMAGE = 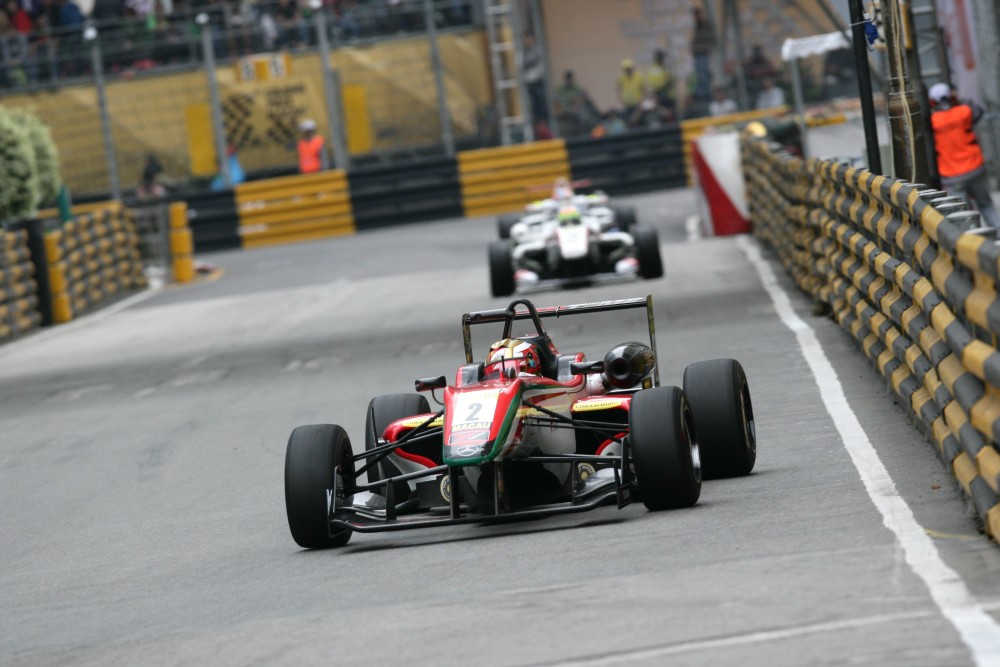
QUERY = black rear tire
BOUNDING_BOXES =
[284,424,355,549]
[629,386,701,510]
[634,224,663,279]
[683,359,756,479]
[497,213,521,239]
[489,240,515,297]
[365,394,431,499]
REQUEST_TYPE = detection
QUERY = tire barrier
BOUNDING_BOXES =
[350,158,463,231]
[0,227,41,340]
[169,202,195,283]
[458,140,571,218]
[42,204,147,323]
[743,136,1000,542]
[566,127,686,195]
[185,189,240,253]
[234,170,355,249]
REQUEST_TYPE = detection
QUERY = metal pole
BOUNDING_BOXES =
[700,0,724,103]
[198,14,230,188]
[509,0,534,142]
[313,2,350,170]
[790,58,808,158]
[527,0,557,137]
[85,27,121,201]
[882,0,931,184]
[725,0,750,111]
[425,0,455,156]
[848,0,882,174]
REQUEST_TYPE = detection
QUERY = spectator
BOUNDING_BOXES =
[690,6,714,102]
[554,69,595,137]
[136,153,167,199]
[617,58,644,119]
[56,0,82,28]
[929,83,1000,229]
[709,86,737,116]
[5,0,33,33]
[590,108,627,138]
[0,10,29,87]
[296,118,327,173]
[755,77,786,110]
[744,43,776,99]
[628,91,675,129]
[645,48,675,114]
[522,32,547,123]
[274,0,307,49]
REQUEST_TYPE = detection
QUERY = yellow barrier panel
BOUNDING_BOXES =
[457,140,570,218]
[44,231,73,324]
[169,202,195,283]
[234,170,355,249]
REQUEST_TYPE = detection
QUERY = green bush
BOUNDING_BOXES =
[0,106,61,221]
[9,110,61,209]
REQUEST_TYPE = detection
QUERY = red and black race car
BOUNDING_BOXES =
[284,296,756,549]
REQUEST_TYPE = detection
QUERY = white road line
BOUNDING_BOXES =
[548,609,935,665]
[736,234,1000,666]
[685,214,703,242]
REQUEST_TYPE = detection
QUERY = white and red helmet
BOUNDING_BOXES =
[485,338,543,377]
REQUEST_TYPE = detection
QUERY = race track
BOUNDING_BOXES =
[3,187,1000,666]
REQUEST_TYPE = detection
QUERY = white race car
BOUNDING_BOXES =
[496,179,636,240]
[488,203,663,297]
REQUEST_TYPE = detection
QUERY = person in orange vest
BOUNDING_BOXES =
[297,118,328,174]
[929,83,1000,229]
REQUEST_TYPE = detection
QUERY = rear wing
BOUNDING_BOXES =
[461,296,659,387]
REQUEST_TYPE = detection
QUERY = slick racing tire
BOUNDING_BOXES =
[683,359,756,479]
[629,386,701,510]
[284,424,355,549]
[497,213,521,240]
[489,240,516,297]
[365,394,432,500]
[611,204,637,231]
[634,224,664,279]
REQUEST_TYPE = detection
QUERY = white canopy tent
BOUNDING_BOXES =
[781,32,853,157]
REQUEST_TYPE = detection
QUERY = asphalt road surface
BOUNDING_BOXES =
[3,188,1000,666]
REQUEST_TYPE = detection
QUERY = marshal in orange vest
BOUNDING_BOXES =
[297,135,326,174]
[931,103,985,180]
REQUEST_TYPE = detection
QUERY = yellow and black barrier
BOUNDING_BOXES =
[234,170,355,249]
[169,202,195,283]
[42,204,147,322]
[458,140,570,218]
[0,227,41,340]
[743,136,1000,542]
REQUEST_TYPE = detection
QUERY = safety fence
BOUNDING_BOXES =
[743,136,1000,542]
[0,228,41,342]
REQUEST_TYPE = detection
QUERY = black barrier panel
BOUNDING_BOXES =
[183,189,240,252]
[349,157,463,230]
[5,218,51,326]
[567,127,686,196]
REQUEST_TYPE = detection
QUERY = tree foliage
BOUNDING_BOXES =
[0,106,61,221]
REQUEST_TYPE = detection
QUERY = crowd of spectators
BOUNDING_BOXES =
[0,0,473,87]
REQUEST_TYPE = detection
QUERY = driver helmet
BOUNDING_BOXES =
[558,205,583,226]
[553,177,574,202]
[485,338,543,377]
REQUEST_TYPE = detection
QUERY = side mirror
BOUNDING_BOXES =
[415,376,447,392]
[570,360,605,375]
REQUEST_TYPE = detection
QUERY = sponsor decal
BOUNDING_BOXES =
[326,488,335,515]
[452,421,491,432]
[397,415,444,428]
[573,398,628,412]
[578,462,596,481]
[453,444,482,457]
[439,475,451,503]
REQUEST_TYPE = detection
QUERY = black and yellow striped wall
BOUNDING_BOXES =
[743,135,1000,544]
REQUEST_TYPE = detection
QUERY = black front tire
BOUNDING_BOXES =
[497,213,521,239]
[284,424,355,549]
[629,386,701,510]
[683,359,756,479]
[489,240,515,297]
[634,224,664,279]
[365,394,431,499]
[611,204,637,231]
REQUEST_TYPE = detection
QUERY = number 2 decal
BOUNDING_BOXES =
[467,402,482,421]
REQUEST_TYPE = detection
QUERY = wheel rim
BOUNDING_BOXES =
[739,380,757,455]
